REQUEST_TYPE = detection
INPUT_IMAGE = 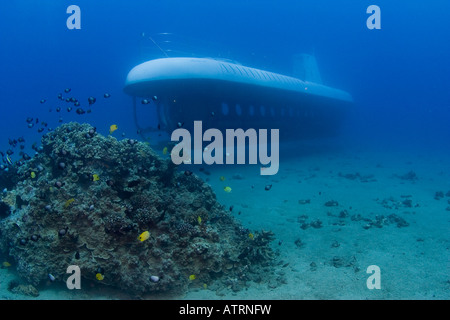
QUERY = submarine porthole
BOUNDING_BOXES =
[235,104,242,116]
[260,105,266,117]
[221,102,229,115]
[249,105,255,116]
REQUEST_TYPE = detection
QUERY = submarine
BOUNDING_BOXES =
[124,56,353,139]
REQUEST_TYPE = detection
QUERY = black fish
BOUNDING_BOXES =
[64,88,71,93]
[88,97,96,105]
[265,184,272,191]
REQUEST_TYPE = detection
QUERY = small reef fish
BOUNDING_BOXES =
[92,174,100,181]
[2,261,11,268]
[248,233,254,240]
[189,274,196,281]
[197,216,202,225]
[224,186,232,193]
[6,155,13,165]
[138,231,150,242]
[109,124,118,134]
[30,171,36,179]
[64,198,75,209]
[96,273,104,281]
[162,147,168,155]
[219,176,225,181]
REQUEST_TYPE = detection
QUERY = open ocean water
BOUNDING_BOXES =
[0,0,449,303]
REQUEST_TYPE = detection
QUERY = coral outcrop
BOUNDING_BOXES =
[0,122,276,296]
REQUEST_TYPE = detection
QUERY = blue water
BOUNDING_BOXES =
[0,1,449,300]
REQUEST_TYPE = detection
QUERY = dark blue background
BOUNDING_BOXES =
[1,0,449,158]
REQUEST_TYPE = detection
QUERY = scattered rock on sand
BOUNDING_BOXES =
[9,283,39,297]
[324,200,339,207]
[434,191,444,200]
[395,170,418,181]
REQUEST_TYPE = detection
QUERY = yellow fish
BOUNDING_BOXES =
[219,176,225,181]
[109,124,118,134]
[197,216,202,225]
[2,261,11,268]
[64,198,75,208]
[162,147,168,155]
[248,233,254,240]
[30,172,36,179]
[92,174,100,181]
[203,283,208,290]
[138,231,150,242]
[96,273,104,281]
[224,186,232,193]
[189,274,196,281]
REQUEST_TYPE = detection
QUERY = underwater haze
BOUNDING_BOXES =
[0,0,449,300]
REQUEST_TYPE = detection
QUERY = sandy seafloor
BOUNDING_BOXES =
[1,139,449,300]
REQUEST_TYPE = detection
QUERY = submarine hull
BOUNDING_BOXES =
[124,58,353,139]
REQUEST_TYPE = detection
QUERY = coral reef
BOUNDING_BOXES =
[0,122,277,296]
